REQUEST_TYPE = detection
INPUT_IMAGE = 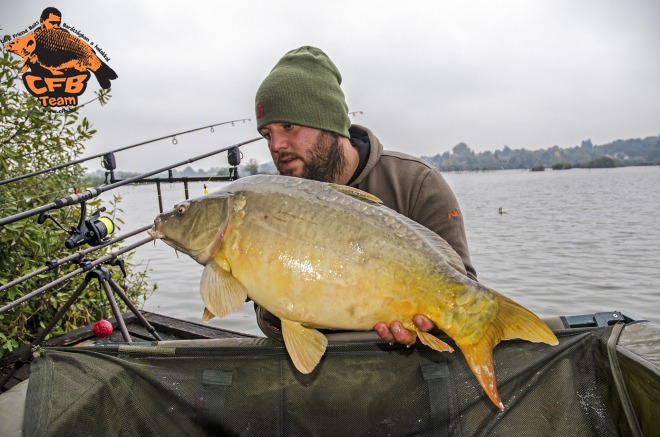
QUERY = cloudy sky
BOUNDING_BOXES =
[2,0,659,172]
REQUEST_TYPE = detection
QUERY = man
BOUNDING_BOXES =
[254,46,476,345]
[40,7,63,29]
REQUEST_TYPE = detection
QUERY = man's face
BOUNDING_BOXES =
[259,123,345,183]
[41,13,61,29]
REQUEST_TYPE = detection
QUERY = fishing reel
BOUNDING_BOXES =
[38,201,115,249]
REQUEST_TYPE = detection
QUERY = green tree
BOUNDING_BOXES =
[452,142,472,158]
[0,46,150,358]
[245,158,260,175]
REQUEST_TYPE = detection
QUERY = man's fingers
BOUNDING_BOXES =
[374,322,395,342]
[374,315,434,345]
[389,321,416,345]
[413,314,434,332]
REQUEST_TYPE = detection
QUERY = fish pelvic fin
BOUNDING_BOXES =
[457,289,559,411]
[281,319,328,374]
[200,258,247,319]
[416,329,454,353]
[202,307,215,322]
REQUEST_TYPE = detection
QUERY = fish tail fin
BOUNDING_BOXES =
[457,333,503,410]
[492,289,559,346]
[458,289,559,410]
[93,62,118,89]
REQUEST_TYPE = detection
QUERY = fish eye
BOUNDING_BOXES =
[177,205,186,214]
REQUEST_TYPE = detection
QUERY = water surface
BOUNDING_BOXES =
[107,166,660,336]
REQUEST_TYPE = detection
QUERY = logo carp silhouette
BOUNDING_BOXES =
[4,7,118,106]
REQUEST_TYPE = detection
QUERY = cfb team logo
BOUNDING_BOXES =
[4,7,118,107]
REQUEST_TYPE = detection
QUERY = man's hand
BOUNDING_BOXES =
[373,315,434,345]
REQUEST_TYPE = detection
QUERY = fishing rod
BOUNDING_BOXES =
[0,118,252,188]
[0,137,261,226]
[0,235,153,315]
[0,224,152,294]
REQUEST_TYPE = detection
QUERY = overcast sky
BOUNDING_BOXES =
[2,0,659,172]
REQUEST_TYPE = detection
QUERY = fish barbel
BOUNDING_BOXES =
[148,174,558,410]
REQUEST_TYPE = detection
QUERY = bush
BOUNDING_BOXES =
[0,45,151,358]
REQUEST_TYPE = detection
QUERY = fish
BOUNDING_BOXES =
[4,27,117,89]
[148,174,558,410]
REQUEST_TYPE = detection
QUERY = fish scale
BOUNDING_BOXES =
[36,28,93,57]
[149,174,558,410]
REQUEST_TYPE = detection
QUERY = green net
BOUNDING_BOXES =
[23,326,635,436]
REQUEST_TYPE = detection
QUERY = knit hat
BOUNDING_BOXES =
[255,46,351,138]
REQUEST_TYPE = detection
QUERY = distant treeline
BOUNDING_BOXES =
[85,135,660,184]
[423,136,660,171]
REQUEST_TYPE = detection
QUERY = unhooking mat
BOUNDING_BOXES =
[23,325,637,436]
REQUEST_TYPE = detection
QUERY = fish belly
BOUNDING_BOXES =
[221,188,476,333]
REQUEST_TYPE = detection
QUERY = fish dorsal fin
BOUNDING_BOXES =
[330,184,383,204]
[281,319,328,374]
[200,258,247,318]
[202,307,215,322]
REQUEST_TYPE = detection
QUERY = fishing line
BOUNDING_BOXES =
[0,118,252,187]
[0,137,262,226]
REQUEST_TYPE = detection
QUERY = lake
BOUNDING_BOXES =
[105,165,660,337]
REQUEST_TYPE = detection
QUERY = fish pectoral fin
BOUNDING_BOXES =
[200,259,247,319]
[281,319,328,374]
[202,307,215,322]
[416,330,454,353]
[457,334,504,411]
[330,184,383,204]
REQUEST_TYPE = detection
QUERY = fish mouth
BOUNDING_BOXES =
[147,226,164,240]
[147,226,191,260]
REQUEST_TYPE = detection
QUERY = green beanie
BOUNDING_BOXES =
[255,46,351,138]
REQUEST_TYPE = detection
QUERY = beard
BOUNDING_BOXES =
[275,130,346,183]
